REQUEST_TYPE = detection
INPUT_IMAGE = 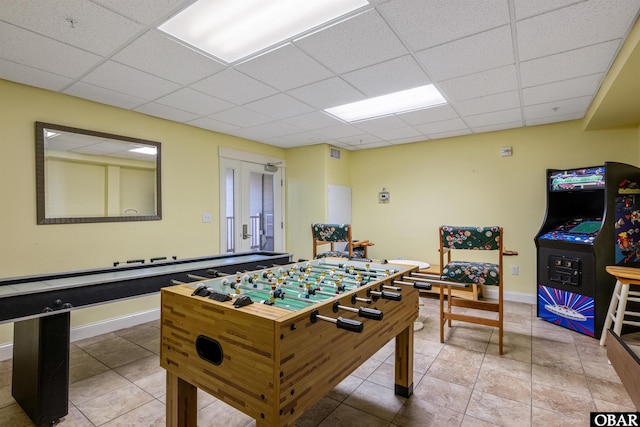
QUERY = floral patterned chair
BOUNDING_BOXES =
[439,225,504,354]
[311,223,373,259]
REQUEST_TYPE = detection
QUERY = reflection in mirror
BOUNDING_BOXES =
[36,122,162,224]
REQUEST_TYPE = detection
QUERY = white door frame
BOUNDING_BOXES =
[219,147,286,253]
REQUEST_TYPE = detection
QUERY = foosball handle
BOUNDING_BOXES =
[336,317,364,333]
[380,291,402,301]
[413,282,432,291]
[358,307,383,321]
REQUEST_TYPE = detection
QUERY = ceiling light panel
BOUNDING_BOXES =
[158,0,369,63]
[324,85,447,122]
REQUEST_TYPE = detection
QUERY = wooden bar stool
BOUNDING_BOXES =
[600,266,640,346]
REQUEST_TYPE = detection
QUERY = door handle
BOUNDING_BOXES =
[242,224,251,240]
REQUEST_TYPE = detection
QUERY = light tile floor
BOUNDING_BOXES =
[0,297,635,426]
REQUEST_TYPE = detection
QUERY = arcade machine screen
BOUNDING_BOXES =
[538,217,603,244]
[549,167,605,192]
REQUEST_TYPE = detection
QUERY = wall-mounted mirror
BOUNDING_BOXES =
[36,122,162,224]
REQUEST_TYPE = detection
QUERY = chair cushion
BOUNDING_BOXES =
[441,226,501,250]
[442,261,500,285]
[312,224,349,242]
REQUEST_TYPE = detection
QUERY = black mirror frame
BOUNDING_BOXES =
[35,121,162,224]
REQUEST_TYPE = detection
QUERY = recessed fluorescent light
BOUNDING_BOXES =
[45,131,60,138]
[158,0,369,63]
[324,84,447,122]
[129,146,157,155]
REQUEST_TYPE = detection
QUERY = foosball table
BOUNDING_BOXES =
[160,258,428,427]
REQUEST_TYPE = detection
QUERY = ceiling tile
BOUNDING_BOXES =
[470,121,522,133]
[92,0,191,25]
[64,81,146,109]
[389,136,429,145]
[229,122,304,140]
[341,55,431,97]
[0,0,637,152]
[526,112,584,127]
[235,44,333,91]
[370,126,423,141]
[353,140,397,149]
[353,115,409,133]
[244,94,315,120]
[192,69,278,105]
[517,0,640,61]
[294,9,407,74]
[438,65,518,102]
[209,107,275,128]
[0,59,73,91]
[414,117,469,135]
[378,0,510,51]
[112,30,225,85]
[155,88,233,115]
[283,111,343,131]
[334,134,382,146]
[522,74,602,106]
[398,105,460,126]
[186,117,239,134]
[427,128,473,139]
[416,25,514,81]
[134,102,199,122]
[452,91,521,116]
[270,131,328,146]
[0,22,103,78]
[80,61,181,100]
[0,0,144,56]
[520,40,619,88]
[289,77,365,109]
[464,107,523,128]
[314,124,365,139]
[523,95,592,121]
[513,0,582,20]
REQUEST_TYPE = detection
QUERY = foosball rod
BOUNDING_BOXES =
[313,261,398,275]
[189,274,318,305]
[310,309,364,333]
[393,279,432,291]
[404,274,472,289]
[246,275,346,298]
[332,301,383,320]
[295,271,363,288]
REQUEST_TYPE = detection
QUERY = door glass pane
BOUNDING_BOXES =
[249,172,275,251]
[225,168,235,253]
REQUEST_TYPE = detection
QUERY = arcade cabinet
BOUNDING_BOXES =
[535,162,640,338]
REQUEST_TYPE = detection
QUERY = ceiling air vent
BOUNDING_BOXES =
[330,147,341,159]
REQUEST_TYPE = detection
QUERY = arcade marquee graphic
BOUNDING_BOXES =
[538,285,595,337]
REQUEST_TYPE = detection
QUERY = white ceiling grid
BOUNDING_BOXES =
[1,0,639,150]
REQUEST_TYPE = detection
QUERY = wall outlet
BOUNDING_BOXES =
[202,212,212,223]
[511,265,519,275]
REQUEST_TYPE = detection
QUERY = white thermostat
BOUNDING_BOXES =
[378,188,390,203]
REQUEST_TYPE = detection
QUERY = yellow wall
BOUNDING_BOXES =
[326,146,351,187]
[350,120,638,295]
[285,145,353,260]
[285,145,327,260]
[0,79,284,344]
[2,77,639,346]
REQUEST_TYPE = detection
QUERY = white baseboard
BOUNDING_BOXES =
[0,308,160,362]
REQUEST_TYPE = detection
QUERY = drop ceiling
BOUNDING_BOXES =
[1,0,639,150]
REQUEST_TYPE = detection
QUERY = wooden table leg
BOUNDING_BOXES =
[166,371,197,427]
[394,324,414,397]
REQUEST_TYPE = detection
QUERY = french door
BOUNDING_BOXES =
[220,153,284,253]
